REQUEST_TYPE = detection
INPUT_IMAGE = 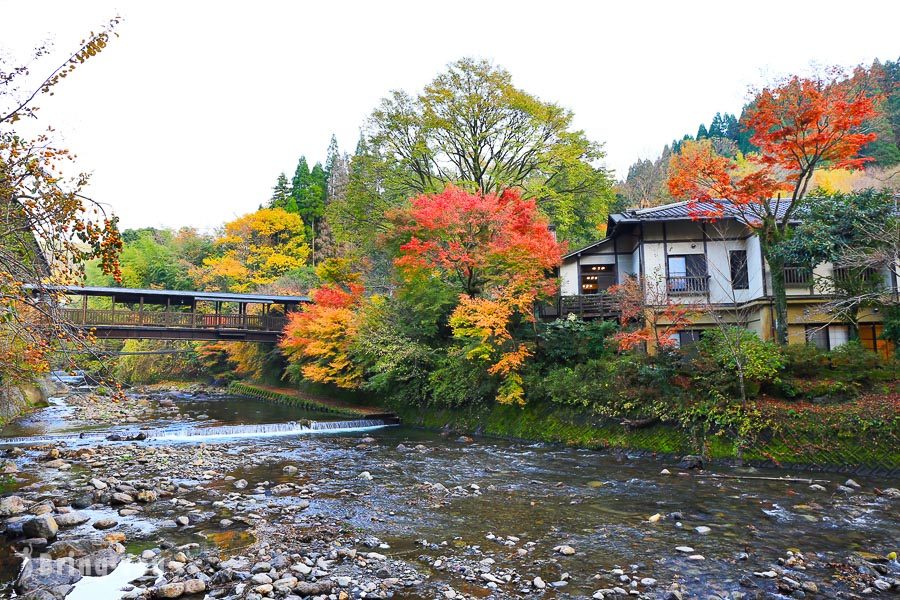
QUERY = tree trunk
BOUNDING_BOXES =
[768,254,789,345]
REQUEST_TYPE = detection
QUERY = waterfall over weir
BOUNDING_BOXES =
[0,418,394,447]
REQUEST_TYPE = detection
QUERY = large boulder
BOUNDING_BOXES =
[75,548,122,577]
[0,495,27,517]
[53,512,90,528]
[22,515,58,540]
[15,557,83,599]
[677,455,704,470]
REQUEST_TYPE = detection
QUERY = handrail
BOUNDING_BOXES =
[59,308,287,332]
[666,275,709,295]
[783,266,812,287]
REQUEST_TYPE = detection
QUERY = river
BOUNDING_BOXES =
[0,388,897,599]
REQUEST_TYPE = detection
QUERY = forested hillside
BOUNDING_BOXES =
[618,58,900,209]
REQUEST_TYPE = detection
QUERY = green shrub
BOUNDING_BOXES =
[696,327,785,388]
[828,340,881,373]
[783,343,829,378]
[534,316,617,365]
[428,348,497,407]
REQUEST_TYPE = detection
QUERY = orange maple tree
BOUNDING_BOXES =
[280,283,366,389]
[667,69,880,343]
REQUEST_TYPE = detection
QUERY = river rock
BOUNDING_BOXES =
[808,484,826,492]
[533,577,546,589]
[880,487,900,498]
[359,471,373,480]
[282,465,298,475]
[183,579,206,594]
[136,489,158,503]
[844,479,861,489]
[294,581,333,596]
[155,582,185,598]
[677,455,704,469]
[233,479,248,489]
[23,515,58,539]
[111,492,134,505]
[555,545,576,555]
[54,512,90,528]
[0,495,27,517]
[93,518,118,530]
[75,548,122,577]
[89,478,108,490]
[15,558,83,598]
[695,525,711,535]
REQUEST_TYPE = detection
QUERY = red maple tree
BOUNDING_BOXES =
[668,69,881,343]
[391,185,564,302]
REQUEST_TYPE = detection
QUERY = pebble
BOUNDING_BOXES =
[695,526,712,535]
[555,545,576,555]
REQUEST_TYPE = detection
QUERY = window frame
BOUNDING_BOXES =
[729,250,749,290]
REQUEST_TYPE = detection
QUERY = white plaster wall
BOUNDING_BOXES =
[560,261,579,296]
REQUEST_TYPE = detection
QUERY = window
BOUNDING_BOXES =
[670,329,704,348]
[805,326,829,351]
[668,255,707,278]
[729,250,749,290]
[805,325,850,351]
[580,263,615,295]
[668,255,707,293]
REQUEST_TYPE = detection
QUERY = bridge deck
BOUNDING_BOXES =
[28,285,309,342]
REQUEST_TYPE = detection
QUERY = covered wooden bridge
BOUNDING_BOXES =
[31,286,310,342]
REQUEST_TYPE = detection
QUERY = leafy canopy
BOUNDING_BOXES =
[368,58,614,245]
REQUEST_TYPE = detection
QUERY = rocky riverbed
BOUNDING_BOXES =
[0,389,898,599]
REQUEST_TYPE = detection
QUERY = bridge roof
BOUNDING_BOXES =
[29,285,310,306]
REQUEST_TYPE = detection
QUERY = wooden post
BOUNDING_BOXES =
[139,296,144,326]
[191,300,197,328]
[81,295,87,325]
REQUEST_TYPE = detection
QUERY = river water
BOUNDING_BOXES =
[1,390,898,599]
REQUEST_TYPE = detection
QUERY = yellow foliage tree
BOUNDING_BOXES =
[196,208,310,292]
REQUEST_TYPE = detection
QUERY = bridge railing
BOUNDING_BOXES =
[60,308,288,332]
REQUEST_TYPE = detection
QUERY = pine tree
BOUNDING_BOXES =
[269,173,292,209]
[708,112,726,138]
[696,123,709,140]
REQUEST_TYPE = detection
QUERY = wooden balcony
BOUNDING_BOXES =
[666,275,709,295]
[783,266,812,288]
[557,293,619,319]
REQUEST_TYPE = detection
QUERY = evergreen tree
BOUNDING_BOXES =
[269,172,292,209]
[696,123,709,140]
[708,112,726,138]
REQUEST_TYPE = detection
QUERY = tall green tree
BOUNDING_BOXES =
[365,58,615,245]
[270,173,292,210]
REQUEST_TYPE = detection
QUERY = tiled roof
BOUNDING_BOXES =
[562,237,613,259]
[612,198,794,224]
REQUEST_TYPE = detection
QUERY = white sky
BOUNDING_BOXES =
[2,0,898,230]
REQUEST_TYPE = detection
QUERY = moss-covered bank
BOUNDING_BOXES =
[0,379,52,427]
[388,397,900,475]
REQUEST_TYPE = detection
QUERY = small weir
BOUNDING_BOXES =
[0,418,394,447]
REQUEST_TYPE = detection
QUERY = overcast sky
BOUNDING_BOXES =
[2,1,898,230]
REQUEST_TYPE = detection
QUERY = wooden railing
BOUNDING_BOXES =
[783,266,812,287]
[60,308,287,332]
[559,293,618,318]
[666,275,709,295]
